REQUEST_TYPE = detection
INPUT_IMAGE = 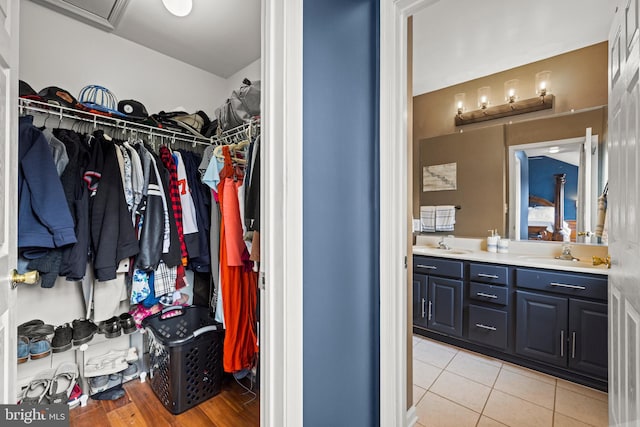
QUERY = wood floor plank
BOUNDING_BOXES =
[70,406,112,427]
[70,376,259,427]
[106,402,150,427]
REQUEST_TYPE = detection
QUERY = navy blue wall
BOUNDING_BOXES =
[303,0,380,426]
[529,156,578,220]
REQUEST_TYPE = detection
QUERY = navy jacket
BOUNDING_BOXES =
[18,116,76,254]
[179,150,211,272]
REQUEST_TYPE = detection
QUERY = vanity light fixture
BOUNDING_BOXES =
[504,79,519,103]
[455,75,554,126]
[477,87,491,109]
[535,71,552,97]
[454,93,466,115]
[162,0,193,17]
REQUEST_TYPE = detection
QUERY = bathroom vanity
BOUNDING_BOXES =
[412,238,609,391]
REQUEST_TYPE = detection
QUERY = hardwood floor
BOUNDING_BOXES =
[70,376,259,427]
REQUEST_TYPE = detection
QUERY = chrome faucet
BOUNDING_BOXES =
[556,244,580,261]
[437,237,451,250]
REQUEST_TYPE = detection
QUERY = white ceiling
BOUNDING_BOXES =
[114,0,260,78]
[412,0,618,96]
[32,0,261,79]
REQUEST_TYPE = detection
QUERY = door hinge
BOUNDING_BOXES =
[404,256,407,269]
[259,272,266,290]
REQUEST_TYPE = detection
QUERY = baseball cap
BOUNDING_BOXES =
[38,86,86,110]
[78,85,126,117]
[19,80,45,102]
[118,99,149,120]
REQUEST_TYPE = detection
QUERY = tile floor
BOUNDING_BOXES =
[412,335,608,427]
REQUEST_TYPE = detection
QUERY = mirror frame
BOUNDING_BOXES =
[508,132,603,244]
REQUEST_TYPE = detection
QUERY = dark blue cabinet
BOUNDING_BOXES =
[413,256,464,337]
[413,273,429,329]
[568,299,608,379]
[516,290,568,367]
[428,277,463,337]
[516,287,608,380]
[413,256,608,388]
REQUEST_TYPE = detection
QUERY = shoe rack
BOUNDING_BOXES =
[15,278,147,403]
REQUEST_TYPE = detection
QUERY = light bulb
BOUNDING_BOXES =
[162,0,193,17]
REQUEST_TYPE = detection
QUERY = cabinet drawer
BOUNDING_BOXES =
[414,256,463,278]
[516,268,607,300]
[469,282,509,306]
[469,263,509,285]
[468,305,508,350]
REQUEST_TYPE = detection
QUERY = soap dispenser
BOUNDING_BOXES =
[487,229,499,253]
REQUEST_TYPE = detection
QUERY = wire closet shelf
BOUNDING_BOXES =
[18,98,260,147]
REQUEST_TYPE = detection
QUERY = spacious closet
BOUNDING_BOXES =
[14,1,262,423]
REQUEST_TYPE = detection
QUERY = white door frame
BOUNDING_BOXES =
[261,0,304,426]
[380,1,440,425]
[0,0,20,405]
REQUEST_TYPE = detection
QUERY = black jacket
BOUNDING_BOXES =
[134,144,165,271]
[85,133,139,281]
[55,129,91,281]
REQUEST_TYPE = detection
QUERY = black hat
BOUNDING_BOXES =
[19,80,45,102]
[118,99,149,120]
[38,86,85,110]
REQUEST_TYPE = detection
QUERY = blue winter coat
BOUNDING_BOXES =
[18,116,77,254]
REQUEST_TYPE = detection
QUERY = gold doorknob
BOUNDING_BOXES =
[11,269,39,289]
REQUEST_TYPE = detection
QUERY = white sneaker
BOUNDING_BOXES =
[84,348,138,378]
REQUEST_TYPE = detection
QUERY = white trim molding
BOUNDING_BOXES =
[261,0,304,426]
[379,1,441,426]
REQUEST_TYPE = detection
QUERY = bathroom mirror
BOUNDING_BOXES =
[508,128,608,244]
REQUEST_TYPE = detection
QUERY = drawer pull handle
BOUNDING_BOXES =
[476,292,498,299]
[417,264,437,270]
[428,300,432,321]
[560,330,565,357]
[475,323,497,331]
[550,282,587,290]
[421,298,426,318]
[477,273,499,279]
[572,331,576,359]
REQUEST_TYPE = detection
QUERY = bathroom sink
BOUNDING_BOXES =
[418,247,472,255]
[515,255,597,268]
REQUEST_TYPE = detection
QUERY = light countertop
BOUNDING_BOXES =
[413,236,610,276]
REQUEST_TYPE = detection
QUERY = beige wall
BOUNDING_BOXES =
[413,42,608,229]
[419,126,506,236]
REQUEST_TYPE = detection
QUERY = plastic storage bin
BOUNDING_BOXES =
[142,305,224,414]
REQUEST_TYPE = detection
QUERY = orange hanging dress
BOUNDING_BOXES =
[217,146,258,373]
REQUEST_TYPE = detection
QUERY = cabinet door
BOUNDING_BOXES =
[428,277,463,337]
[413,274,429,328]
[569,299,608,379]
[516,291,568,367]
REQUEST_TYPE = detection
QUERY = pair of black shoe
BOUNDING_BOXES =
[51,319,99,353]
[97,313,136,339]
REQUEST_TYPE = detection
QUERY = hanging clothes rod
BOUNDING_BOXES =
[18,98,260,147]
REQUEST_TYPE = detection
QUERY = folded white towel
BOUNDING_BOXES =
[435,205,456,232]
[420,206,436,232]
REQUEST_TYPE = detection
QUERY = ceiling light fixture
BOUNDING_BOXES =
[162,0,193,17]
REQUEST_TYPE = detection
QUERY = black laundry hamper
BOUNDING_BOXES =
[142,305,224,414]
